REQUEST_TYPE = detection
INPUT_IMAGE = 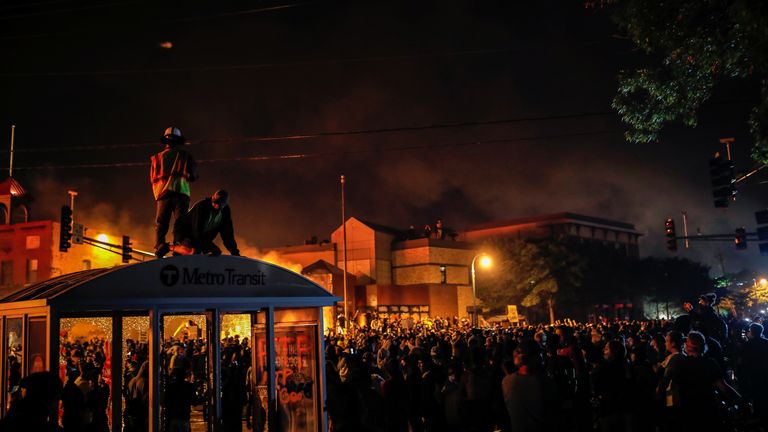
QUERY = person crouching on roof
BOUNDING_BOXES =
[170,190,240,257]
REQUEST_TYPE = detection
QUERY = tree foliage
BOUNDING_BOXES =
[590,0,768,162]
[476,236,714,321]
[636,256,714,306]
[475,237,586,317]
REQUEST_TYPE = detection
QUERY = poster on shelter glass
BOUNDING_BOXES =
[255,325,318,432]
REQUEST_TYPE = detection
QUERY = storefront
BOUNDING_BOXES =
[0,255,338,431]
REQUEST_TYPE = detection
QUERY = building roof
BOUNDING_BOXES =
[464,212,640,234]
[392,237,475,250]
[268,242,334,254]
[356,218,404,236]
[302,259,344,276]
[0,177,27,197]
[0,255,336,309]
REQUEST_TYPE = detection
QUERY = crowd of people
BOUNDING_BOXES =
[2,292,768,432]
[325,294,768,432]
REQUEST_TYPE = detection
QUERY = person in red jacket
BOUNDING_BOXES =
[150,127,198,258]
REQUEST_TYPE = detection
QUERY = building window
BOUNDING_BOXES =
[1,260,12,286]
[26,259,38,284]
[25,235,40,250]
[82,260,92,270]
[440,265,447,284]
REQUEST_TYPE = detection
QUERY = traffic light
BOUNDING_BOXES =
[665,218,677,252]
[710,154,737,208]
[121,235,132,264]
[756,210,768,255]
[59,205,73,252]
[735,227,747,250]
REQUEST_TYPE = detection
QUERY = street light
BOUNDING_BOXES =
[471,253,492,326]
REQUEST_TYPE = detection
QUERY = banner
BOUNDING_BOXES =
[507,305,519,324]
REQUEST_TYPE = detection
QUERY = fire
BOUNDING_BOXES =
[255,250,303,274]
[236,239,303,274]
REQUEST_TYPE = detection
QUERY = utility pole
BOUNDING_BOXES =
[681,211,690,248]
[340,175,349,331]
[714,252,726,276]
[9,125,15,177]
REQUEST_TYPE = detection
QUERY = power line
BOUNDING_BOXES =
[5,111,617,153]
[12,129,622,170]
[0,0,140,20]
[0,0,73,13]
[1,1,317,40]
[0,45,575,78]
[173,1,317,22]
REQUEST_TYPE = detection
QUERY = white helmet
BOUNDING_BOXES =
[162,127,183,144]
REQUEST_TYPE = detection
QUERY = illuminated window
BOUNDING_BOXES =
[25,235,40,250]
[26,259,38,284]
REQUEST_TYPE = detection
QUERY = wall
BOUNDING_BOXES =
[392,240,474,285]
[0,221,124,297]
[0,221,54,295]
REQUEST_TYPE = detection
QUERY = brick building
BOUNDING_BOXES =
[461,212,642,257]
[0,177,124,297]
[270,213,642,323]
[270,217,475,320]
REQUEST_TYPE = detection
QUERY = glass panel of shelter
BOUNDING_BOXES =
[59,316,114,431]
[220,312,256,431]
[122,315,150,431]
[27,316,47,375]
[5,317,22,414]
[255,307,320,432]
[160,313,212,432]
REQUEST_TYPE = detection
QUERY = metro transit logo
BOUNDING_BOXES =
[160,265,180,287]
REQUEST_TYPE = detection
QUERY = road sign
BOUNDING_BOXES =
[73,223,84,245]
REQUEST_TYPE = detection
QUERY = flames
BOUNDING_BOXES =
[236,239,303,273]
[255,250,303,274]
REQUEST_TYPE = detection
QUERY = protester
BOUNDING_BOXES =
[171,189,240,256]
[151,126,198,258]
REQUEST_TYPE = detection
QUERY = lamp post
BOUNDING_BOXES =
[470,254,492,326]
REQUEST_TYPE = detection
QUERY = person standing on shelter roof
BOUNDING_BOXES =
[151,127,198,258]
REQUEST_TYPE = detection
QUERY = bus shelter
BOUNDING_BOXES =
[0,255,338,431]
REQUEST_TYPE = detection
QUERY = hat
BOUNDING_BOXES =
[161,127,184,145]
[699,293,717,304]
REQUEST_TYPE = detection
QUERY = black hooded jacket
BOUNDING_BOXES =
[174,198,239,255]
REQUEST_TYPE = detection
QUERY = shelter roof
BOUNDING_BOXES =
[0,255,336,306]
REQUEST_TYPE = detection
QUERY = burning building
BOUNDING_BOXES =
[0,177,125,297]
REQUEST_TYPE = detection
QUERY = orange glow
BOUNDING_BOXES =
[479,255,492,268]
[258,250,303,274]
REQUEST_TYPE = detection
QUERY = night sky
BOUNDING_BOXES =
[1,1,764,274]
